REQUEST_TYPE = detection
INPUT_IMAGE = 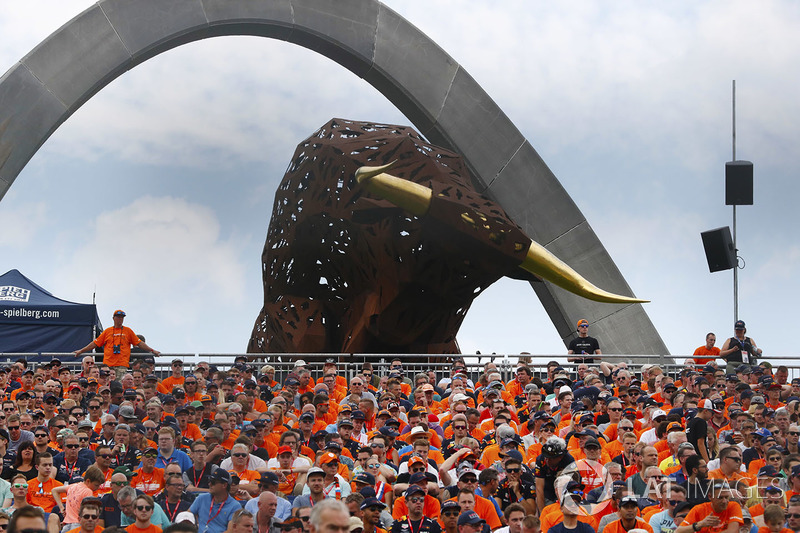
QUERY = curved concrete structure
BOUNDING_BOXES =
[0,0,669,355]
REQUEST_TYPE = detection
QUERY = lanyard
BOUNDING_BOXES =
[407,517,422,533]
[207,499,226,528]
[165,500,181,522]
[193,464,208,486]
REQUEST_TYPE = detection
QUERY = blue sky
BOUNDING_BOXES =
[1,1,799,359]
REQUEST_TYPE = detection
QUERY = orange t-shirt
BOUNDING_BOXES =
[392,494,441,520]
[133,467,165,496]
[126,524,162,533]
[27,477,63,512]
[94,326,140,367]
[539,504,598,533]
[757,528,793,533]
[693,346,721,365]
[158,376,185,395]
[604,519,654,533]
[680,502,744,533]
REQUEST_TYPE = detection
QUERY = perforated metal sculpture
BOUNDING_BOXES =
[247,119,644,355]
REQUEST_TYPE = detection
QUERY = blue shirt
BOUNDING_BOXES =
[189,493,241,533]
[246,494,291,521]
[156,449,193,471]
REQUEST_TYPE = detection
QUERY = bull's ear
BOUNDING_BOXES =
[354,162,432,217]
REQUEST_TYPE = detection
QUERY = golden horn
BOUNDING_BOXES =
[354,164,647,304]
[355,161,432,217]
[520,241,649,304]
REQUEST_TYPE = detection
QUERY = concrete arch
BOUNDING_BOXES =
[0,0,668,355]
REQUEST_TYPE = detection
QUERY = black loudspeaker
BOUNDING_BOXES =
[725,161,753,205]
[701,227,737,272]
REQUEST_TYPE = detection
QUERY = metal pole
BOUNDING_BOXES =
[732,80,738,323]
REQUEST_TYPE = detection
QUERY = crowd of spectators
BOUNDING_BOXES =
[0,334,797,533]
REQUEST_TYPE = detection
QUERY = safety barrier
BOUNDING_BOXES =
[1,352,798,386]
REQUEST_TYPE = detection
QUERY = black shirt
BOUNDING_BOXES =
[390,517,441,533]
[686,416,708,458]
[568,336,600,363]
[534,454,575,503]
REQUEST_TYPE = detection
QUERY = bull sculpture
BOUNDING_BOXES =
[247,119,644,356]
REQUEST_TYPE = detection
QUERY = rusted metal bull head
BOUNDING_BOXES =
[247,119,643,356]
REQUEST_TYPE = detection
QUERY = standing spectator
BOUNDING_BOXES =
[687,401,714,463]
[675,480,743,533]
[720,320,762,372]
[567,319,601,364]
[693,334,721,365]
[534,437,575,513]
[54,465,106,531]
[73,310,160,380]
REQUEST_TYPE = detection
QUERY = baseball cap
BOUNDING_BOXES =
[113,310,126,317]
[405,485,425,498]
[319,452,339,465]
[277,445,292,456]
[757,465,780,478]
[307,467,324,478]
[360,497,385,510]
[735,320,746,329]
[353,472,376,486]
[259,472,279,485]
[619,495,639,507]
[209,469,231,484]
[576,319,589,328]
[457,511,485,526]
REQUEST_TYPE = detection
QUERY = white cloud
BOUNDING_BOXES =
[49,196,254,352]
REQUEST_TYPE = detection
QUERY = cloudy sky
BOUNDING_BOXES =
[1,1,798,363]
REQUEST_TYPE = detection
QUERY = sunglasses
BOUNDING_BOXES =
[34,433,48,438]
[232,453,248,458]
[7,426,19,431]
[453,425,467,430]
[98,454,113,459]
[89,406,100,410]
[443,511,460,517]
[608,408,622,412]
[12,483,27,488]
[143,453,158,458]
[790,432,800,436]
[370,443,385,448]
[56,425,66,430]
[112,481,129,487]
[506,468,521,473]
[408,497,424,504]
[788,514,800,519]
[65,444,80,449]
[81,515,98,520]
[136,505,153,511]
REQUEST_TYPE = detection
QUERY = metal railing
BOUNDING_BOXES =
[3,352,799,385]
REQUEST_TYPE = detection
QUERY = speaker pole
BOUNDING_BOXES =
[731,80,738,323]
